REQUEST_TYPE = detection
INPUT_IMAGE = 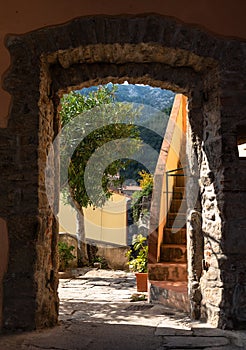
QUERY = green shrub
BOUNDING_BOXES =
[131,171,153,223]
[92,255,108,269]
[126,234,148,273]
[58,241,76,271]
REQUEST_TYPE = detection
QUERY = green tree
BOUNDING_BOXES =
[60,85,140,264]
[132,171,153,223]
[138,170,154,189]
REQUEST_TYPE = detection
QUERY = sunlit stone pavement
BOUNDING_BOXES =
[1,268,246,349]
[58,268,189,327]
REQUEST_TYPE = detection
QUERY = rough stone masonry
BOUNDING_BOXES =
[0,15,246,331]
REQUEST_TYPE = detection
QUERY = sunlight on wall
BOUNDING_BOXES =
[58,193,128,246]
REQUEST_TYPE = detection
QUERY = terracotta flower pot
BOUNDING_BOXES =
[135,272,148,292]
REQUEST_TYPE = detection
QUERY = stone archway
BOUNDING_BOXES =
[1,15,246,331]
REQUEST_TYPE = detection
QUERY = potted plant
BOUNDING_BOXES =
[126,234,148,292]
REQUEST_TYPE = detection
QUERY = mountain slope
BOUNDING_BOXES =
[79,82,174,114]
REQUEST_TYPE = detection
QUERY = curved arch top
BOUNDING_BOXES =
[1,14,246,332]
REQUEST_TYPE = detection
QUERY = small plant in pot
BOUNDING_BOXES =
[126,234,148,292]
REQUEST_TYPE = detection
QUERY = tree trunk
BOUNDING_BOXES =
[75,206,89,266]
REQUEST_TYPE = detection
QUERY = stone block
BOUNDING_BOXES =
[162,335,229,348]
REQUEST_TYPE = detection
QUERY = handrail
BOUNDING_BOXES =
[166,167,185,174]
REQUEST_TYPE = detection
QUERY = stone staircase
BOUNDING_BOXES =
[149,169,189,312]
[160,171,187,265]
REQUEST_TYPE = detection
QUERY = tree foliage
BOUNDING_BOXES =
[138,170,154,189]
[59,85,140,210]
[132,171,153,223]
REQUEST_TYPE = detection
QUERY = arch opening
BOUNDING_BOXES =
[2,15,234,331]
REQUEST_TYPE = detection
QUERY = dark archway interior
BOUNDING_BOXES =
[1,15,246,331]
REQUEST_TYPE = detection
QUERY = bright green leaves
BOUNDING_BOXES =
[59,85,140,209]
[126,234,148,273]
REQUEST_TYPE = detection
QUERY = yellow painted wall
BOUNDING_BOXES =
[59,192,128,246]
[84,193,128,246]
[156,94,187,261]
[58,200,77,234]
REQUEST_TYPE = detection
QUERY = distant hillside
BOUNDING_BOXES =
[79,83,175,183]
[114,83,174,112]
[80,82,174,113]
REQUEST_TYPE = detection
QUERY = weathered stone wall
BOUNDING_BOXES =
[0,218,8,329]
[96,245,129,270]
[0,15,246,331]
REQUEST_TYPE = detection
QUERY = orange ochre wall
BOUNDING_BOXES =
[0,0,246,127]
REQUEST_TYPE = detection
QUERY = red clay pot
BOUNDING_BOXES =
[135,272,148,292]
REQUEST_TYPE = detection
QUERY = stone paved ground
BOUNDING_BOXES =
[1,268,246,349]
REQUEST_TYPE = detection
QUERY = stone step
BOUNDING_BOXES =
[148,263,187,282]
[149,280,189,312]
[166,213,186,228]
[174,175,186,187]
[170,199,187,213]
[160,244,187,263]
[163,228,186,245]
[172,188,185,199]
